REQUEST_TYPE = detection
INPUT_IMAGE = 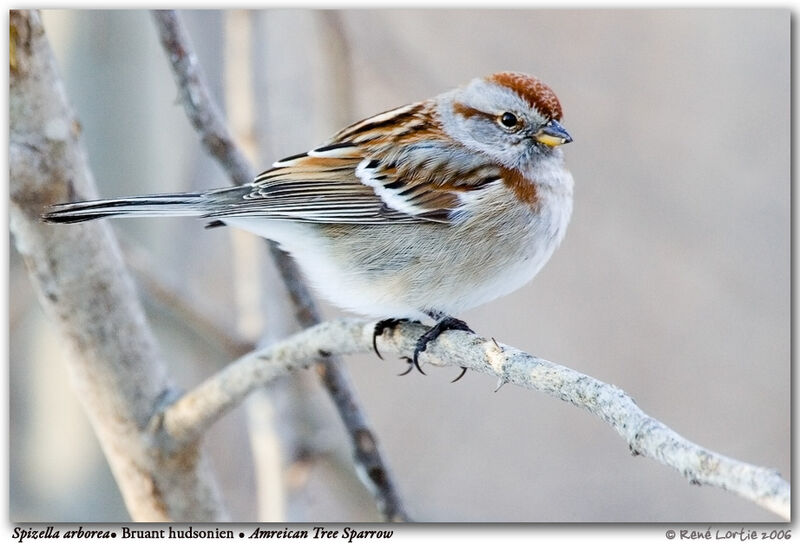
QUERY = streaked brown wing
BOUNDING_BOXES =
[205,101,504,224]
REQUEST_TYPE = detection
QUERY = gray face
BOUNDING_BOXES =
[436,76,563,171]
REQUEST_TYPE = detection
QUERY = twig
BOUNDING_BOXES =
[150,9,408,522]
[9,9,226,521]
[159,319,791,521]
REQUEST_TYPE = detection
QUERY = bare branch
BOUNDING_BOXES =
[9,9,226,521]
[150,10,254,186]
[159,319,791,521]
[122,240,255,358]
[150,9,408,521]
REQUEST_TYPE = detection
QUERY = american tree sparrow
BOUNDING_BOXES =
[43,72,574,374]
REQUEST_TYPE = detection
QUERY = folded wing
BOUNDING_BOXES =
[204,101,505,225]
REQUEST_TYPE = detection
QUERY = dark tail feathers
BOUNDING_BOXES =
[41,193,207,224]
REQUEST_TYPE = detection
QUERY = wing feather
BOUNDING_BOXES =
[203,100,516,224]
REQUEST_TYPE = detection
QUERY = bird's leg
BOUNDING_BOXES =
[414,311,474,377]
[372,318,410,359]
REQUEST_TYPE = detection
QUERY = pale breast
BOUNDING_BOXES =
[224,161,572,319]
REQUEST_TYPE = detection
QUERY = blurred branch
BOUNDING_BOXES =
[315,10,354,130]
[9,9,226,521]
[157,318,791,521]
[151,9,408,522]
[122,240,255,358]
[223,9,286,522]
[9,256,36,333]
[150,10,254,186]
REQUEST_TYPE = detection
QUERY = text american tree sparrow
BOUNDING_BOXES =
[44,72,574,374]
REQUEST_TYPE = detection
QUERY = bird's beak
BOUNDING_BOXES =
[534,120,573,147]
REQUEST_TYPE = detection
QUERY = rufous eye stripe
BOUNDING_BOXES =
[452,102,493,120]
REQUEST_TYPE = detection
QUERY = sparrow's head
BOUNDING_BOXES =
[438,71,572,169]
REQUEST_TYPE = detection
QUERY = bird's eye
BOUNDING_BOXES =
[499,112,520,130]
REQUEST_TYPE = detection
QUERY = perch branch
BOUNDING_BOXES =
[150,9,408,521]
[158,319,791,521]
[9,9,226,521]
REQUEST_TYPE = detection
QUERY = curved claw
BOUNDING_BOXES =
[372,318,407,360]
[410,351,428,375]
[450,367,468,383]
[396,356,415,377]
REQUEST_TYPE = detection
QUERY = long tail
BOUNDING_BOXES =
[42,193,209,224]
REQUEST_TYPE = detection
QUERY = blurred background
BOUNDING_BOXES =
[10,9,789,522]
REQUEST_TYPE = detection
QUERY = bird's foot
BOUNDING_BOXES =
[413,315,473,375]
[372,318,410,360]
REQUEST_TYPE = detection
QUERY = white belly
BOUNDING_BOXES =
[223,174,572,320]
